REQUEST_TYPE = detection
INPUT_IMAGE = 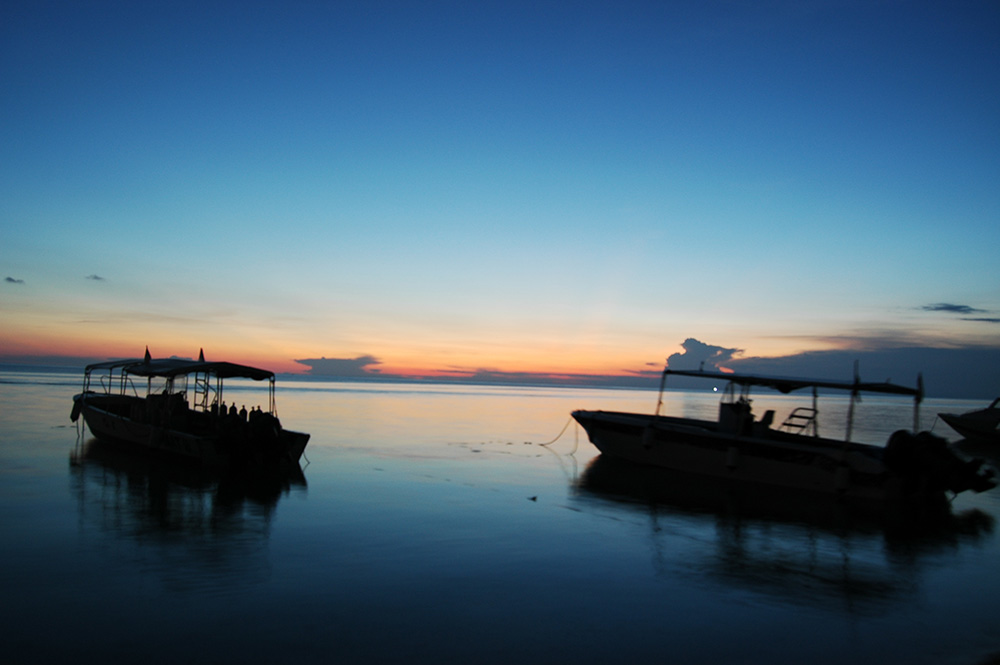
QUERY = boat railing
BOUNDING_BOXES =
[780,407,818,436]
[91,370,141,398]
[95,373,112,395]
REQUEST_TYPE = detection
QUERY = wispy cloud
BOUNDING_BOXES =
[782,330,956,351]
[920,302,999,324]
[922,303,986,315]
[5,276,25,284]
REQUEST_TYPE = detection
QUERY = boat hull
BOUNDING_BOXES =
[75,394,309,469]
[572,410,990,502]
[940,412,1000,445]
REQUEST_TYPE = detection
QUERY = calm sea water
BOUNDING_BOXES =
[2,369,999,664]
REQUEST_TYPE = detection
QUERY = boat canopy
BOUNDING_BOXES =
[663,368,921,398]
[85,358,274,381]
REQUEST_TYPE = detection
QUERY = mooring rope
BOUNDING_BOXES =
[928,414,942,433]
[537,415,578,454]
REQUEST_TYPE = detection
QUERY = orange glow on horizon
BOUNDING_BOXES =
[0,332,664,379]
[0,339,663,380]
[3,324,888,380]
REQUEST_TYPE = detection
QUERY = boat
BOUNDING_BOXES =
[72,349,310,470]
[939,398,1000,444]
[572,367,995,502]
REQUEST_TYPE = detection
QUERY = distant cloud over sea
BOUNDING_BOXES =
[295,355,383,377]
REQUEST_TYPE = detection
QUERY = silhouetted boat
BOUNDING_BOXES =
[72,349,309,469]
[939,398,1000,444]
[572,367,995,502]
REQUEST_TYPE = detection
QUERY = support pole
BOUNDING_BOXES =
[846,361,859,443]
[654,363,668,416]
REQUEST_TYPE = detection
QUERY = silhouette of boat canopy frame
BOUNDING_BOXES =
[72,349,309,469]
[573,366,995,502]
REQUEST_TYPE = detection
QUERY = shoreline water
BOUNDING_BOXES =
[1,369,998,664]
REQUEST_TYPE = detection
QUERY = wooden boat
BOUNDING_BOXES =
[572,367,995,502]
[72,349,309,469]
[939,398,1000,444]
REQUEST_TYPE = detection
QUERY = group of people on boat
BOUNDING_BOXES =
[213,401,267,422]
[210,400,283,451]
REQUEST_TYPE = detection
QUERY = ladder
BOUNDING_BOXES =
[780,407,818,436]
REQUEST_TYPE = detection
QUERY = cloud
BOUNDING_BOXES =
[920,302,999,324]
[294,355,383,377]
[665,338,743,371]
[5,276,25,284]
[922,303,985,315]
[652,337,1000,398]
[86,274,105,281]
[726,346,1000,398]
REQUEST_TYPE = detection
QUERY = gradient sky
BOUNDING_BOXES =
[2,1,998,386]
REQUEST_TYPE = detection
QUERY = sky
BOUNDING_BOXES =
[2,1,999,396]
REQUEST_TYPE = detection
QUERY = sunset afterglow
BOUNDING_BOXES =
[2,2,998,396]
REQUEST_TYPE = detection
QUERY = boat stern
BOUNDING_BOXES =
[281,430,310,465]
[884,430,997,496]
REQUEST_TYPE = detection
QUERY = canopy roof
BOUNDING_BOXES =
[85,357,274,381]
[663,368,920,397]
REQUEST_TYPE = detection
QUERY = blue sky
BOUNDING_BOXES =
[2,1,998,395]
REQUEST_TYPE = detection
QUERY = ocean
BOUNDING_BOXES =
[2,368,998,664]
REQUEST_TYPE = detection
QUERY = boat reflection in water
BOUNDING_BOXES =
[69,437,306,590]
[576,455,994,614]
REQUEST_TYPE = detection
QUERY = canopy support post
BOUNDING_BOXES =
[654,362,668,417]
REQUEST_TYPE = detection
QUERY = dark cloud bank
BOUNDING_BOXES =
[678,341,1000,399]
[727,347,1000,399]
[295,338,1000,399]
